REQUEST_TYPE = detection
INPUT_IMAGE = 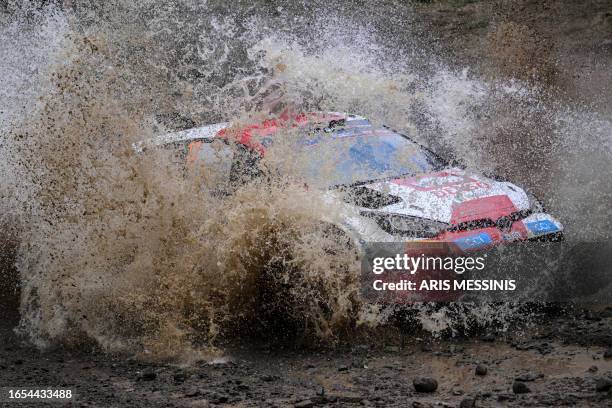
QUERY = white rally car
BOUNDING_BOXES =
[139,112,564,255]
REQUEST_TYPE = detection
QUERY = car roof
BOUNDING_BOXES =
[133,112,367,153]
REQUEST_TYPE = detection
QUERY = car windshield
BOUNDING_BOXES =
[182,118,447,191]
[290,120,446,187]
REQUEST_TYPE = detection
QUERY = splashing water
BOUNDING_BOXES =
[0,1,610,359]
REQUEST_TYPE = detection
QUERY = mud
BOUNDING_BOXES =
[1,308,611,407]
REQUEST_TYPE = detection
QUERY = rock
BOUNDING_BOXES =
[421,343,433,352]
[480,335,496,343]
[446,345,464,354]
[334,394,364,403]
[138,368,157,381]
[600,307,612,318]
[351,344,370,354]
[475,365,487,376]
[588,365,598,373]
[173,371,187,384]
[413,377,438,393]
[603,349,612,359]
[584,310,601,321]
[595,378,612,392]
[512,341,553,355]
[14,359,24,365]
[260,374,278,382]
[185,388,200,397]
[601,40,612,52]
[295,399,314,408]
[208,356,231,365]
[512,381,530,394]
[351,357,367,369]
[459,398,476,408]
[514,372,543,382]
[338,365,349,372]
[209,393,228,404]
[316,386,325,396]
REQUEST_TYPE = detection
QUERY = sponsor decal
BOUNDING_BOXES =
[525,219,558,235]
[502,231,522,242]
[451,195,517,224]
[453,232,493,251]
[393,172,490,198]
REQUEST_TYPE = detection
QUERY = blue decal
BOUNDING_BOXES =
[525,220,558,235]
[454,232,493,251]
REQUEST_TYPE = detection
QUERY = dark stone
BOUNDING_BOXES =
[449,345,464,353]
[475,364,487,376]
[338,365,349,372]
[352,344,369,354]
[209,393,228,404]
[603,349,612,359]
[173,371,187,384]
[512,381,530,394]
[588,365,598,373]
[138,368,157,381]
[459,398,476,408]
[295,400,314,408]
[515,372,543,382]
[595,378,612,392]
[185,388,200,397]
[600,307,612,318]
[421,343,433,352]
[333,394,364,403]
[351,358,366,368]
[585,310,602,321]
[413,377,438,393]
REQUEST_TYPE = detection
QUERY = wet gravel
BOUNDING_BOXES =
[1,309,611,407]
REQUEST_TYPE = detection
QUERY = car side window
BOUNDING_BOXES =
[184,139,235,193]
[182,139,262,193]
[229,143,263,190]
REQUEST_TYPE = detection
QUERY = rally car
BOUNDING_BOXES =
[138,112,563,256]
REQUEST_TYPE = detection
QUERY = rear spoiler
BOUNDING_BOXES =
[133,122,228,152]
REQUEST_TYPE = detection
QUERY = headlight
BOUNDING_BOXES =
[526,191,545,213]
[363,212,448,238]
